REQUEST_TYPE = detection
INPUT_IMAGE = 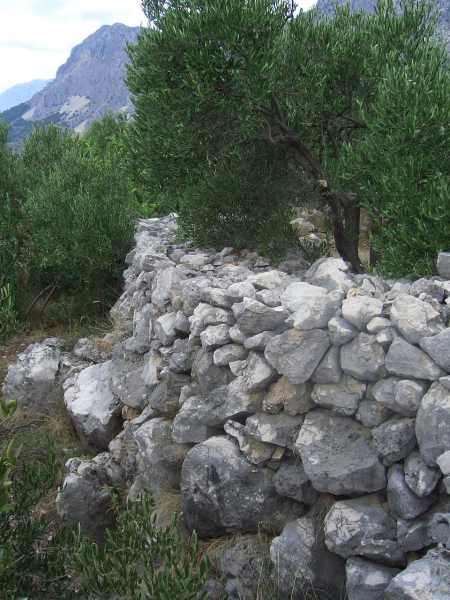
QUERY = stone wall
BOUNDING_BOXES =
[4,215,450,599]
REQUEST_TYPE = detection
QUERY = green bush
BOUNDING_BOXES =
[71,494,211,600]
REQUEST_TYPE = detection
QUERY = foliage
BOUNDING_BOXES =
[71,494,211,600]
[129,0,449,273]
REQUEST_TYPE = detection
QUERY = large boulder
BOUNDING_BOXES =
[264,329,330,384]
[416,382,450,465]
[389,295,444,344]
[64,361,122,450]
[324,495,404,565]
[346,557,400,600]
[181,436,304,537]
[296,410,386,495]
[270,507,346,600]
[3,338,64,412]
[385,548,450,600]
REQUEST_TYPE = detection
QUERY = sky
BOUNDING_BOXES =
[0,0,317,95]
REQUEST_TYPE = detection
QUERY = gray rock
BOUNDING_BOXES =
[411,278,445,302]
[385,547,450,600]
[324,495,404,565]
[181,436,304,537]
[372,417,416,466]
[56,456,117,543]
[311,345,342,384]
[250,269,290,290]
[328,316,358,346]
[396,497,450,553]
[342,296,384,331]
[243,331,275,351]
[213,343,247,366]
[366,316,393,334]
[189,303,234,336]
[311,375,366,416]
[149,370,190,416]
[387,464,436,520]
[437,450,450,475]
[263,376,313,415]
[200,324,231,350]
[168,338,194,373]
[356,398,393,428]
[346,557,400,600]
[73,336,112,363]
[133,418,190,497]
[180,252,211,269]
[3,338,64,412]
[233,298,288,336]
[241,351,277,392]
[420,329,450,372]
[255,288,282,307]
[385,337,444,381]
[229,325,247,345]
[437,251,450,279]
[224,420,275,465]
[305,256,354,292]
[174,311,190,335]
[430,512,450,548]
[404,451,440,498]
[296,410,386,495]
[265,329,330,384]
[152,266,184,309]
[192,349,232,395]
[226,281,256,302]
[245,413,304,448]
[200,287,233,309]
[416,382,450,465]
[371,377,427,417]
[281,282,342,330]
[272,457,318,505]
[341,333,386,382]
[64,361,122,450]
[270,509,346,600]
[390,294,444,344]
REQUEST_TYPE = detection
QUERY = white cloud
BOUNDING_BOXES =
[0,0,318,95]
[0,0,144,93]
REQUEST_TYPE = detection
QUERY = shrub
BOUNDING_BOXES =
[71,494,211,600]
[22,126,137,308]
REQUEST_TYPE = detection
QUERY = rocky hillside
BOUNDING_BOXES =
[4,216,450,599]
[0,79,49,112]
[315,0,450,47]
[1,23,140,145]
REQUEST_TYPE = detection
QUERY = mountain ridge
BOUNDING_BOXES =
[0,79,50,112]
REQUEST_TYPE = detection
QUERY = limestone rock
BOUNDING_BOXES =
[324,495,404,565]
[243,331,274,351]
[192,349,232,395]
[281,282,342,330]
[372,417,416,466]
[420,329,450,372]
[404,451,440,498]
[385,337,444,381]
[342,296,384,331]
[200,324,231,350]
[245,413,304,448]
[224,420,275,465]
[249,269,290,290]
[272,457,318,505]
[346,557,400,600]
[64,361,122,450]
[371,377,427,417]
[437,251,450,279]
[181,436,303,537]
[213,344,247,366]
[328,316,358,346]
[270,509,346,600]
[385,548,450,600]
[390,294,444,344]
[149,370,190,416]
[310,345,342,384]
[387,464,436,520]
[311,375,366,416]
[416,382,450,465]
[305,257,354,292]
[265,329,330,384]
[296,410,386,495]
[3,337,64,412]
[233,298,288,336]
[241,352,277,392]
[263,376,313,416]
[356,398,393,428]
[190,303,234,336]
[341,333,386,382]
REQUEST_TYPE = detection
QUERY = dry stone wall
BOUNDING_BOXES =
[4,215,450,600]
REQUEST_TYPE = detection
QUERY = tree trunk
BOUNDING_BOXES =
[326,193,363,273]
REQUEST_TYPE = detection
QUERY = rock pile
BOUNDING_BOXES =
[4,215,450,600]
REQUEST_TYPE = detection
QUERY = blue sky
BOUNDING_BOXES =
[0,0,317,94]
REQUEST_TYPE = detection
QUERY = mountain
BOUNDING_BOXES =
[1,23,140,145]
[0,79,50,112]
[315,0,450,47]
